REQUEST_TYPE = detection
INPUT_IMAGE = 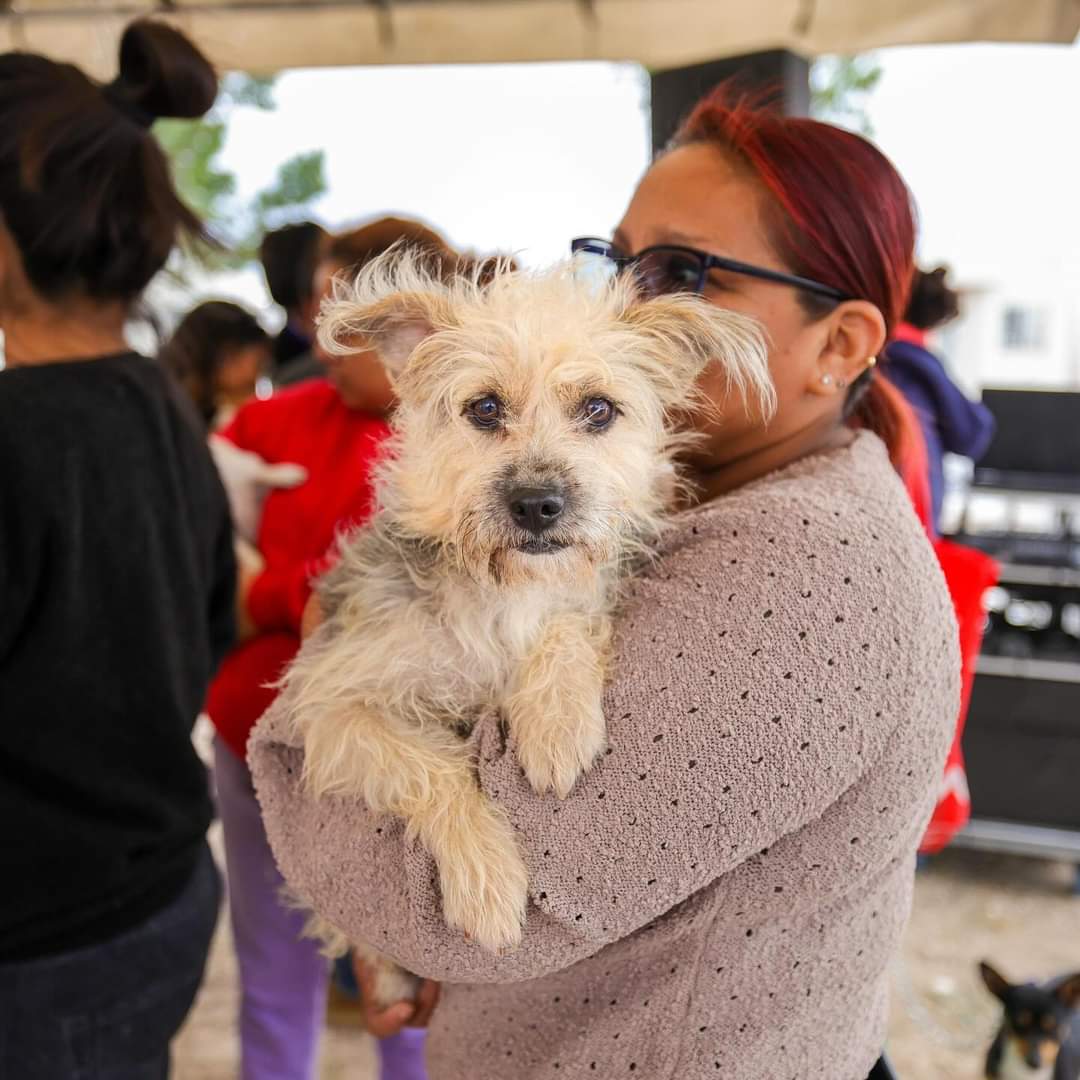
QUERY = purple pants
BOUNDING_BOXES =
[214,737,428,1080]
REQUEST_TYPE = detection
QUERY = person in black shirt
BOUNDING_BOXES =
[258,220,327,386]
[0,20,234,1077]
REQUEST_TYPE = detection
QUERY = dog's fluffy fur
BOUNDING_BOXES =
[274,250,772,1003]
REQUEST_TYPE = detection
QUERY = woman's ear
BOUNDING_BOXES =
[808,299,885,399]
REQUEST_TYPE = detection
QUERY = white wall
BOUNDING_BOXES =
[938,284,1080,394]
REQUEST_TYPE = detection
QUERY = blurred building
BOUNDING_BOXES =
[940,279,1080,394]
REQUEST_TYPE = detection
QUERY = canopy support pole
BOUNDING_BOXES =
[649,49,810,153]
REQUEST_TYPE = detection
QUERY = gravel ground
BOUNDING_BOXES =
[174,839,1080,1079]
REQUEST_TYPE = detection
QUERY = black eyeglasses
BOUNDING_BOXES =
[570,237,852,303]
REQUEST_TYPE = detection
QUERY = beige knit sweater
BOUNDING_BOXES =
[250,431,959,1080]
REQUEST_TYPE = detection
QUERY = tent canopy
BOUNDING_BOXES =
[2,0,1078,78]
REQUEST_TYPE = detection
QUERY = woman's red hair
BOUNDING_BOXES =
[673,87,920,471]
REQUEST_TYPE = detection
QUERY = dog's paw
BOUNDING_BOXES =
[441,856,528,953]
[513,701,606,799]
[433,798,529,953]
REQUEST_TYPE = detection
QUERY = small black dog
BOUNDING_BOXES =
[980,961,1080,1079]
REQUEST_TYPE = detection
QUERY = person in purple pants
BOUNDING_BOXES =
[214,740,427,1079]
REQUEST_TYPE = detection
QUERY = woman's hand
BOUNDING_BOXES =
[351,953,441,1035]
[300,592,323,641]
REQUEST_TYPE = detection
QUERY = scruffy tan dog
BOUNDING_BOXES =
[272,249,772,1003]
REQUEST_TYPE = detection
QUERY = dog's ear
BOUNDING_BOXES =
[980,961,1012,1001]
[1055,973,1080,1009]
[618,293,775,418]
[317,248,459,378]
[318,288,455,379]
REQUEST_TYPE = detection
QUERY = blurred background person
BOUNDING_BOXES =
[883,268,1000,860]
[0,19,233,1076]
[885,265,996,535]
[161,299,271,429]
[259,220,327,386]
[204,216,457,1080]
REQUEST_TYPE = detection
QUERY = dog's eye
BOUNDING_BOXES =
[581,396,616,431]
[466,395,502,429]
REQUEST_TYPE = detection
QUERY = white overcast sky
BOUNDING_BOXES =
[213,38,1079,308]
[221,60,652,268]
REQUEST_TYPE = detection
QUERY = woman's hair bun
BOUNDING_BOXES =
[0,17,216,303]
[904,264,961,332]
[108,19,217,125]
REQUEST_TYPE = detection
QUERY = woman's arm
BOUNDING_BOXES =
[933,386,996,461]
[251,492,954,983]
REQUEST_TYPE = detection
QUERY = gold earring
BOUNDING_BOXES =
[866,356,878,369]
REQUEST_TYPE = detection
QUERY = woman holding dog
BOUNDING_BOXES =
[0,22,233,1074]
[250,89,958,1080]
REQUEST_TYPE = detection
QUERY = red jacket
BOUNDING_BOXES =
[206,379,390,758]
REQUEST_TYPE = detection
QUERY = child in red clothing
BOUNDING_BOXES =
[207,378,390,760]
[206,220,452,1080]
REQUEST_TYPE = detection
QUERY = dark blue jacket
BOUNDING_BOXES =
[884,339,996,529]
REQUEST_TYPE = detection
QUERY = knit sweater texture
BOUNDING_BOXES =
[250,431,959,1080]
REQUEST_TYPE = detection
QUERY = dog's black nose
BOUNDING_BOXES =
[508,487,565,535]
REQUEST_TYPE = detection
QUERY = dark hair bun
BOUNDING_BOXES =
[0,18,217,304]
[110,19,217,124]
[904,265,961,332]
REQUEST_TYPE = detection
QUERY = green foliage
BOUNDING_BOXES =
[222,73,277,109]
[156,73,326,270]
[810,54,882,136]
[154,119,233,221]
[253,152,326,218]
